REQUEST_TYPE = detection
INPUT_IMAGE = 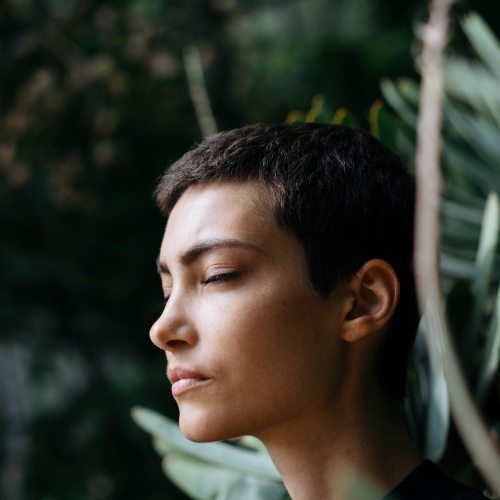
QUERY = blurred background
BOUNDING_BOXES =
[1,1,499,499]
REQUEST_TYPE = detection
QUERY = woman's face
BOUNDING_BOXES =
[150,181,347,442]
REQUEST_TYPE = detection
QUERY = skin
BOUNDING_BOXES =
[150,180,420,499]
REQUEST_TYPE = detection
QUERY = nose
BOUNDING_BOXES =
[149,293,197,351]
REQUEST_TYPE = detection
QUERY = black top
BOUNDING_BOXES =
[384,460,489,499]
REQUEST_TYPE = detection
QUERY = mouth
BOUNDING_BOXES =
[167,367,210,397]
[171,377,210,396]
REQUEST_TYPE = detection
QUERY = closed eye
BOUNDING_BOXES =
[202,271,240,285]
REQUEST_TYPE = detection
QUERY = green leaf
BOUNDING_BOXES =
[474,193,500,289]
[445,58,500,128]
[406,326,431,451]
[442,183,486,210]
[331,107,359,127]
[424,366,449,461]
[237,435,268,453]
[476,283,500,406]
[443,142,497,195]
[418,313,450,461]
[131,406,281,481]
[441,200,481,246]
[444,103,500,167]
[440,252,476,279]
[395,78,420,108]
[336,470,385,500]
[461,14,500,81]
[394,127,416,164]
[369,101,399,151]
[380,79,418,127]
[162,451,287,500]
[459,193,500,362]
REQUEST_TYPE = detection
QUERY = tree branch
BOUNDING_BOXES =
[414,0,500,494]
[183,45,218,138]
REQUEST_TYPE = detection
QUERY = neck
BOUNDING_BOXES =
[257,386,420,500]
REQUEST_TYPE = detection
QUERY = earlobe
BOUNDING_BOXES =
[342,259,400,343]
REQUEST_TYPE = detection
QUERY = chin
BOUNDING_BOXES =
[179,420,236,443]
[178,407,246,443]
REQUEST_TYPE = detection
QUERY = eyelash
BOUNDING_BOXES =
[159,272,239,308]
[202,271,240,285]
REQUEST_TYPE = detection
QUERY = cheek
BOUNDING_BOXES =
[178,288,341,440]
[202,287,322,381]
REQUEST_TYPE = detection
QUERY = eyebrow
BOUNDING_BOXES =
[156,238,265,275]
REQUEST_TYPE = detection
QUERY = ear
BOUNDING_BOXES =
[342,259,400,343]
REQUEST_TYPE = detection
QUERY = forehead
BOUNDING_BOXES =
[161,181,281,257]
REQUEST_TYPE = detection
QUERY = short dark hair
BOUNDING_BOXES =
[155,123,418,397]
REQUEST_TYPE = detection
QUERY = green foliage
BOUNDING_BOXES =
[382,18,500,462]
[131,407,286,500]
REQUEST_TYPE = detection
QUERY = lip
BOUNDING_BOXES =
[167,366,211,397]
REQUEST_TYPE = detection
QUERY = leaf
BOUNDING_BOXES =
[395,78,420,108]
[440,252,476,279]
[461,14,500,81]
[162,451,287,500]
[418,312,450,461]
[405,326,431,451]
[476,282,500,406]
[332,107,358,127]
[442,182,486,210]
[441,211,480,245]
[368,101,399,151]
[310,94,334,123]
[380,79,418,127]
[474,193,500,290]
[459,193,500,361]
[424,365,449,461]
[131,406,281,481]
[237,435,268,453]
[443,142,497,195]
[444,103,500,167]
[336,471,384,500]
[420,310,450,461]
[394,127,416,163]
[445,58,500,128]
[285,110,305,123]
